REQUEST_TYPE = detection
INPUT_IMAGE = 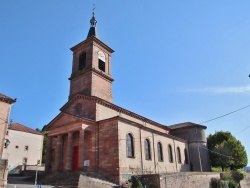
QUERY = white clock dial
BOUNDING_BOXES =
[98,51,106,62]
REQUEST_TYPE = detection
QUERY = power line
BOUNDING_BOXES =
[199,104,250,124]
[235,125,250,135]
[199,145,234,160]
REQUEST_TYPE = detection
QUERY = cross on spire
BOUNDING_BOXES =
[87,5,98,39]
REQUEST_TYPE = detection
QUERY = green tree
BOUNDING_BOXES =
[207,131,248,171]
[36,125,48,164]
[41,125,48,164]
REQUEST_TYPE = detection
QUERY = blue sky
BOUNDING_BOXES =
[1,1,250,166]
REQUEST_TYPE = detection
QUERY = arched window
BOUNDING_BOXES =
[157,142,163,161]
[145,139,151,160]
[168,145,173,163]
[177,147,181,163]
[126,133,134,157]
[184,148,189,164]
[79,52,86,70]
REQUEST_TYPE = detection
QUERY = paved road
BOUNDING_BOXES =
[7,177,54,188]
[7,184,54,188]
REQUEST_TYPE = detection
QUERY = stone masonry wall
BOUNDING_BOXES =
[0,159,8,188]
[136,173,220,188]
[78,174,118,188]
[163,173,220,188]
[0,101,11,157]
[240,172,250,188]
[98,119,119,184]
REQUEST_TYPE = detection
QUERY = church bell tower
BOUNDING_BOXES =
[68,12,114,103]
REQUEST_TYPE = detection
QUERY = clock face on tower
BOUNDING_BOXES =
[98,51,105,62]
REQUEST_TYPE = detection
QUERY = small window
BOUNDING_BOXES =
[184,148,189,164]
[157,142,163,161]
[79,53,86,70]
[23,158,27,165]
[6,131,8,135]
[168,145,173,163]
[15,145,19,149]
[177,147,181,163]
[145,139,151,160]
[25,146,29,151]
[98,59,105,72]
[127,133,134,158]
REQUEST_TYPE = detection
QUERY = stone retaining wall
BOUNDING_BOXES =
[134,173,220,188]
[241,172,250,188]
[78,174,118,188]
[0,160,8,188]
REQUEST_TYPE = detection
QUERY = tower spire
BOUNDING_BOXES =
[87,5,98,39]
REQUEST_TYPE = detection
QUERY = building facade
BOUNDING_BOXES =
[0,93,16,187]
[0,93,16,158]
[45,13,210,184]
[2,123,44,170]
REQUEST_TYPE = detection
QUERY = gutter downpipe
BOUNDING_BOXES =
[198,143,203,172]
[152,132,156,173]
[173,140,178,172]
[139,125,143,174]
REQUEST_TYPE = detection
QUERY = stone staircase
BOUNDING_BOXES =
[78,172,119,188]
[31,171,120,188]
[34,171,80,188]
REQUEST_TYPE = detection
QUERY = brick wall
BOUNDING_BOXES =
[98,119,119,184]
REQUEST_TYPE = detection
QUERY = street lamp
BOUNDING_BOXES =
[4,139,10,148]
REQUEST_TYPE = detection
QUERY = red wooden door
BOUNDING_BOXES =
[73,146,79,171]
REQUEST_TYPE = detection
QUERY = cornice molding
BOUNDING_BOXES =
[97,116,186,143]
[69,68,113,82]
[60,94,170,132]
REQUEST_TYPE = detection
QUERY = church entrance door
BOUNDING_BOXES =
[73,146,79,171]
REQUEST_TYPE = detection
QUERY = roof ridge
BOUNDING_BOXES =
[9,123,42,135]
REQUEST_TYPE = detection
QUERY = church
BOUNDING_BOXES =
[45,12,210,184]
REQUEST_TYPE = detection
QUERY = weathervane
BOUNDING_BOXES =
[93,3,96,14]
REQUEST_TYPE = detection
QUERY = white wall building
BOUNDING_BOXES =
[2,123,43,170]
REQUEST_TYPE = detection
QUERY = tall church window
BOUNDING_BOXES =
[145,139,151,160]
[177,147,181,163]
[126,133,134,158]
[98,59,105,72]
[157,142,163,161]
[79,52,86,70]
[184,148,189,164]
[168,145,173,163]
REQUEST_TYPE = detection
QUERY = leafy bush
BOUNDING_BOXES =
[210,178,225,188]
[232,169,246,183]
[227,179,237,188]
[221,172,238,188]
[212,167,223,172]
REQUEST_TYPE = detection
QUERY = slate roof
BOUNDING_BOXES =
[168,122,207,130]
[87,27,98,39]
[87,12,98,39]
[0,93,16,104]
[9,123,42,135]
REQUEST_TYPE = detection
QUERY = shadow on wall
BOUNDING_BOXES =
[178,164,191,172]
